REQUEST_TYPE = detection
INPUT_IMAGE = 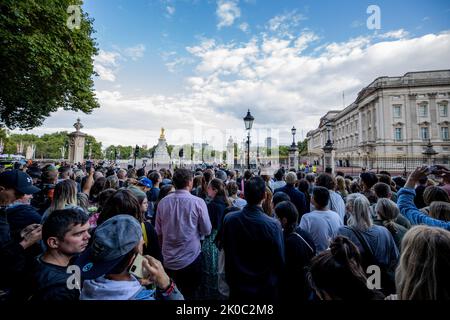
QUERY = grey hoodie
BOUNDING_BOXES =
[81,275,184,300]
[81,275,147,300]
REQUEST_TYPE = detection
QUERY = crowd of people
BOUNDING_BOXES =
[1,160,449,302]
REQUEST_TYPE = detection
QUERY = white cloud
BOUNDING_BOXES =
[124,44,146,61]
[267,10,308,37]
[181,30,450,141]
[216,0,241,29]
[378,29,409,40]
[94,50,121,82]
[27,24,450,148]
[239,22,249,33]
[93,45,145,81]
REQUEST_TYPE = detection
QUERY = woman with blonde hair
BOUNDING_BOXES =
[374,198,408,249]
[394,225,450,300]
[335,176,348,201]
[41,179,82,223]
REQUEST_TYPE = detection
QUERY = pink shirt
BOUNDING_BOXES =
[156,189,211,270]
[442,183,450,197]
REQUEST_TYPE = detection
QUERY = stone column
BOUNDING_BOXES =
[288,145,298,170]
[68,119,86,164]
[428,92,438,139]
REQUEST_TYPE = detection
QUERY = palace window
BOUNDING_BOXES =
[420,126,429,140]
[393,105,402,118]
[439,103,448,117]
[442,127,449,141]
[395,128,402,141]
[418,103,428,117]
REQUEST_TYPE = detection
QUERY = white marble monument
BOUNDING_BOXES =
[153,128,171,166]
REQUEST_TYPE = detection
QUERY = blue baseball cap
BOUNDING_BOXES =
[138,177,153,188]
[0,170,40,194]
[75,215,142,280]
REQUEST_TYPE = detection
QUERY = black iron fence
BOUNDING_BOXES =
[335,156,450,176]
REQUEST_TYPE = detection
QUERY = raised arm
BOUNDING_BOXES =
[398,166,450,231]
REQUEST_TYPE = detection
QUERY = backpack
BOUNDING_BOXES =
[348,227,396,295]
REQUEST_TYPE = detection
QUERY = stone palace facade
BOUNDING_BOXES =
[307,70,450,170]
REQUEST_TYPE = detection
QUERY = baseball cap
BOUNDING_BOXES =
[137,177,153,188]
[75,215,142,280]
[0,170,40,194]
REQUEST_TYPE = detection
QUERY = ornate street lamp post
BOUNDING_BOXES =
[289,126,298,170]
[243,109,254,170]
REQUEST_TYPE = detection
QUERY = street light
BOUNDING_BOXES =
[243,109,254,170]
[151,150,155,169]
[134,145,140,168]
[179,148,184,168]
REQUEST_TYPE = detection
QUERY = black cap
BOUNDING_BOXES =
[0,170,41,194]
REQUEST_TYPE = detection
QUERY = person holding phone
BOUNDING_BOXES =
[77,215,183,300]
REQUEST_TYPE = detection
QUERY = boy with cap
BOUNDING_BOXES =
[78,215,183,300]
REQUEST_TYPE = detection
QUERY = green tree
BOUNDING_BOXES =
[0,0,99,129]
[84,135,102,159]
[298,139,308,156]
[279,146,290,158]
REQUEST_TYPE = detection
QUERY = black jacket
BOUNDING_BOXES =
[207,196,228,231]
[0,207,36,301]
[280,227,316,301]
[274,185,307,219]
[222,205,285,302]
[143,221,163,263]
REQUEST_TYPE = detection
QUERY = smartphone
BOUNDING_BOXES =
[85,161,92,173]
[129,254,146,279]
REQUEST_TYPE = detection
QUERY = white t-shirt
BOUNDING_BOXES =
[299,210,343,252]
[310,190,346,223]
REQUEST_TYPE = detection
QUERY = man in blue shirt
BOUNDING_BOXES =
[222,176,285,302]
[275,172,307,220]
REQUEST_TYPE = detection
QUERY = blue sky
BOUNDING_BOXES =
[85,0,450,94]
[21,0,450,149]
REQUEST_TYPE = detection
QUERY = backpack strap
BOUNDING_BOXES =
[141,222,148,247]
[292,232,315,255]
[348,227,376,265]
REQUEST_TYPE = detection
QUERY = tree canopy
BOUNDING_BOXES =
[0,0,99,129]
[0,128,102,159]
